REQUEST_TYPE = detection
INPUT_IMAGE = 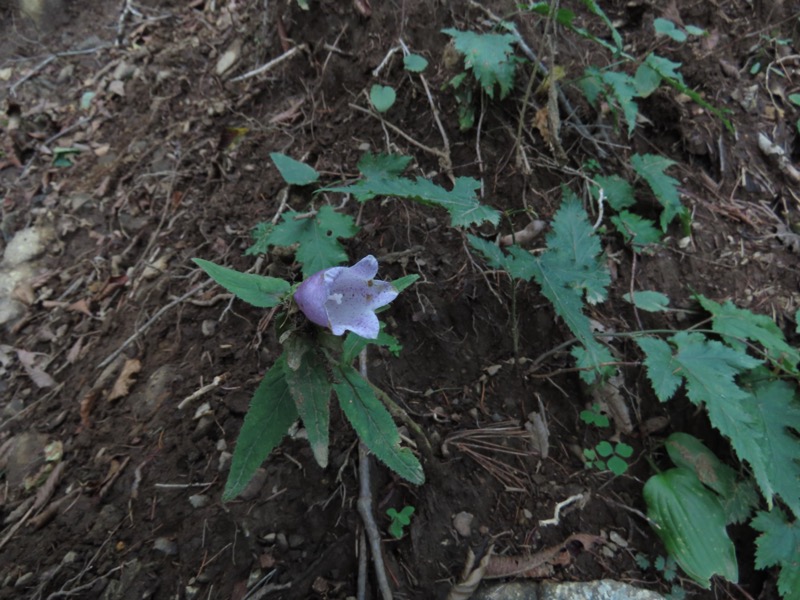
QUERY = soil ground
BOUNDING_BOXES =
[1,0,799,599]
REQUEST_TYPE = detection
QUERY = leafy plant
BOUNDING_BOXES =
[653,18,706,43]
[584,440,633,475]
[270,152,320,186]
[386,505,415,538]
[403,54,428,73]
[469,188,613,383]
[580,403,609,427]
[322,153,500,228]
[442,27,518,129]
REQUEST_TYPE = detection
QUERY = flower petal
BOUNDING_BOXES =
[327,302,381,338]
[294,269,330,327]
[364,280,398,310]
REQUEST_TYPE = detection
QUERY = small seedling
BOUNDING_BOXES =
[584,441,633,475]
[370,84,396,113]
[580,403,609,427]
[386,505,415,538]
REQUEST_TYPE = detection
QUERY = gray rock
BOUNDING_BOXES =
[474,580,666,600]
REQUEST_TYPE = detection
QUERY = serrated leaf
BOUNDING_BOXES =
[578,67,605,107]
[752,508,800,598]
[631,153,686,231]
[247,205,359,275]
[697,295,800,371]
[623,290,670,312]
[341,327,402,365]
[637,335,682,401]
[323,153,499,227]
[644,468,738,588]
[333,365,424,484]
[403,54,428,72]
[442,28,517,99]
[654,18,687,42]
[594,174,635,210]
[193,258,291,308]
[611,211,663,252]
[733,379,800,518]
[602,71,639,136]
[283,340,332,468]
[370,84,396,112]
[633,63,662,98]
[270,152,320,185]
[223,356,298,501]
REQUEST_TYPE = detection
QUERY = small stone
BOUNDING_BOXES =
[153,537,178,556]
[218,451,232,472]
[288,534,305,549]
[237,468,267,501]
[201,320,217,337]
[188,494,209,508]
[62,551,78,564]
[276,533,288,551]
[14,572,34,588]
[184,585,200,600]
[216,439,227,452]
[453,511,474,537]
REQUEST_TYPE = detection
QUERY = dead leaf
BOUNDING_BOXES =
[108,358,142,401]
[79,389,101,429]
[269,98,305,124]
[485,533,603,579]
[533,107,552,146]
[66,298,93,316]
[592,372,633,435]
[15,349,56,388]
[66,338,83,364]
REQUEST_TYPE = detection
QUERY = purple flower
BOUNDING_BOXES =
[294,255,398,339]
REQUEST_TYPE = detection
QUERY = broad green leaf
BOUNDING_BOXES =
[654,18,687,42]
[602,71,639,135]
[607,455,628,475]
[644,468,738,588]
[370,84,396,112]
[223,356,298,501]
[789,94,800,107]
[752,508,800,598]
[665,432,736,498]
[697,295,800,371]
[193,258,291,308]
[442,29,517,99]
[733,379,800,518]
[633,63,662,98]
[403,54,428,72]
[594,174,635,210]
[578,67,605,107]
[637,335,682,401]
[246,205,359,275]
[685,25,706,37]
[610,211,662,252]
[665,433,735,497]
[631,153,686,231]
[284,340,332,469]
[270,152,320,185]
[623,290,670,312]
[341,327,402,365]
[323,153,499,227]
[333,365,424,484]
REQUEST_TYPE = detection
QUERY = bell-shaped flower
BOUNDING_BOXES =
[294,255,398,339]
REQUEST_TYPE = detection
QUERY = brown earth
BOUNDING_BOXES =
[1,0,799,599]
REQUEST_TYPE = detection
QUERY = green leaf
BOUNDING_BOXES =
[594,174,636,210]
[602,71,639,135]
[442,28,517,99]
[193,258,291,308]
[596,440,614,458]
[697,295,800,371]
[341,327,402,365]
[734,379,800,518]
[223,356,298,501]
[246,205,359,275]
[611,211,663,252]
[578,67,605,107]
[607,455,628,475]
[644,468,738,588]
[633,63,662,98]
[370,84,396,112]
[270,152,320,185]
[654,18,687,42]
[403,54,428,72]
[637,335,683,402]
[616,442,633,458]
[789,93,800,107]
[391,274,419,294]
[752,508,800,598]
[283,340,332,469]
[333,365,424,484]
[684,25,706,37]
[323,153,499,228]
[623,290,670,312]
[631,153,686,231]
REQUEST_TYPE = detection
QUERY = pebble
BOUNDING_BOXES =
[14,572,34,588]
[153,537,178,556]
[474,580,666,600]
[453,511,474,537]
[201,320,217,337]
[288,534,305,549]
[188,494,209,508]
